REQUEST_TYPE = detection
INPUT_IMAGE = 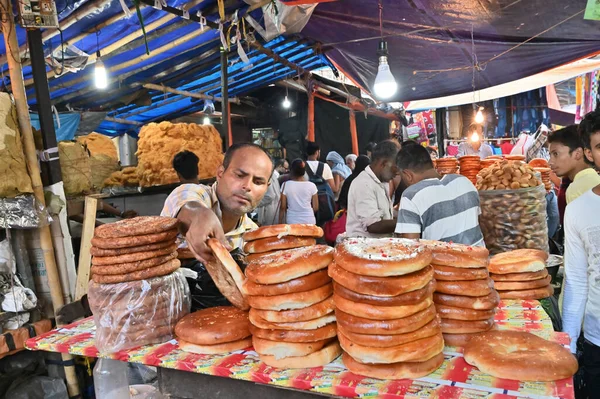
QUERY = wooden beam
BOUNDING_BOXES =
[307,88,315,141]
[247,39,309,78]
[349,110,359,155]
[143,83,240,104]
[75,196,97,300]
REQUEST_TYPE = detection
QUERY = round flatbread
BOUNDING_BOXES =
[243,224,323,241]
[91,252,178,275]
[207,238,249,310]
[94,216,179,238]
[92,229,178,249]
[90,240,174,257]
[243,236,316,254]
[91,258,181,283]
[92,244,177,265]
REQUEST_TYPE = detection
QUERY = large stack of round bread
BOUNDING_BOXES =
[243,224,323,262]
[489,249,553,300]
[423,241,499,347]
[330,237,445,380]
[242,225,340,369]
[435,157,459,176]
[175,307,252,354]
[90,216,181,283]
[459,155,481,185]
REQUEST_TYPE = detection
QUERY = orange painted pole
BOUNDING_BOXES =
[349,110,359,155]
[227,101,233,147]
[307,90,315,141]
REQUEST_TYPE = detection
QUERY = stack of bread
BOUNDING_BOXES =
[330,238,445,380]
[175,307,252,354]
[480,156,502,169]
[489,249,553,300]
[435,157,459,176]
[529,158,552,192]
[459,155,481,185]
[505,154,526,162]
[243,224,323,262]
[87,216,190,352]
[242,225,339,369]
[423,241,499,347]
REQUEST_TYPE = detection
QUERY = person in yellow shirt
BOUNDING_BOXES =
[548,125,600,204]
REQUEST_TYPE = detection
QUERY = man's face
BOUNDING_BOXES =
[276,161,289,174]
[346,159,356,170]
[471,140,482,151]
[379,159,399,183]
[584,131,600,169]
[549,142,581,177]
[216,147,273,216]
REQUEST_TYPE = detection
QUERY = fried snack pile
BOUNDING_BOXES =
[136,122,223,187]
[476,160,541,191]
[77,133,118,160]
[59,141,92,195]
[104,166,139,187]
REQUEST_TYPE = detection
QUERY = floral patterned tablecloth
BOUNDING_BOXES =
[26,299,574,399]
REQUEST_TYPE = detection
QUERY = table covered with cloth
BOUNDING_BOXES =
[25,299,574,399]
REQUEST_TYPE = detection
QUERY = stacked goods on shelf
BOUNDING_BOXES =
[489,249,553,300]
[435,157,458,176]
[243,230,338,369]
[136,122,224,187]
[476,160,548,255]
[78,133,120,191]
[458,155,481,185]
[423,241,498,347]
[103,166,140,188]
[529,158,552,192]
[331,238,445,379]
[0,93,33,197]
[58,141,92,195]
[87,216,190,352]
[175,307,252,354]
[243,224,324,262]
[505,154,526,162]
[464,331,578,381]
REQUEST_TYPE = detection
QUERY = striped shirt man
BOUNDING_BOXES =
[395,174,484,246]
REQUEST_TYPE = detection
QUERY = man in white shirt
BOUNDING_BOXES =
[346,140,399,237]
[457,133,493,159]
[305,142,335,192]
[562,109,600,397]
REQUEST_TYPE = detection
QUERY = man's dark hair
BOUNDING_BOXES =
[548,125,583,153]
[579,109,600,149]
[306,141,320,156]
[274,158,287,169]
[371,140,400,162]
[172,150,199,179]
[401,140,419,148]
[223,143,273,170]
[365,142,377,153]
[396,144,434,172]
[290,158,306,177]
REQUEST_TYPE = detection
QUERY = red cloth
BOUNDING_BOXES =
[558,177,571,225]
[446,145,459,156]
[500,141,515,154]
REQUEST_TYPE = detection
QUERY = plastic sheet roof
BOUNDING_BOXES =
[0,0,331,135]
[302,0,600,103]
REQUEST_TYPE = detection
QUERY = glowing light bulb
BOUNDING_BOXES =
[203,116,210,125]
[94,58,108,89]
[374,56,397,99]
[282,96,291,109]
[475,107,484,124]
[470,131,480,143]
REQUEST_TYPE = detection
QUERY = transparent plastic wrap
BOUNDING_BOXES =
[479,184,548,255]
[88,270,190,353]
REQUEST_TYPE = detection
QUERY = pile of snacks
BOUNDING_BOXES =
[476,160,541,191]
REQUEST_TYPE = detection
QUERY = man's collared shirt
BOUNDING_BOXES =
[346,166,393,238]
[161,183,257,250]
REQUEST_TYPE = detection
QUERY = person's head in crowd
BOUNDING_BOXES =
[401,139,419,148]
[345,154,357,170]
[370,140,401,183]
[395,144,437,187]
[365,142,377,159]
[426,146,439,160]
[353,155,370,176]
[579,109,600,170]
[548,125,589,179]
[326,151,345,170]
[306,141,321,160]
[172,150,199,184]
[290,158,307,179]
[217,143,273,216]
[274,158,289,175]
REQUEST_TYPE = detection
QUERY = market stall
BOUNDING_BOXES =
[26,299,573,399]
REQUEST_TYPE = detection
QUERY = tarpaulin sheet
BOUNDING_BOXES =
[302,0,600,102]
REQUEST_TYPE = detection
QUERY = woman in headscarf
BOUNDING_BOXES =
[326,151,353,199]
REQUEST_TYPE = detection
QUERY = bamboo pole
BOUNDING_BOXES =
[143,83,240,104]
[307,89,315,141]
[0,0,80,397]
[349,110,359,155]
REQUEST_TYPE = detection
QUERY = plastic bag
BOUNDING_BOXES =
[479,184,548,255]
[88,270,190,353]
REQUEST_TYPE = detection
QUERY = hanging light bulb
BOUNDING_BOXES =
[474,107,484,124]
[470,131,480,143]
[94,52,108,89]
[203,116,210,125]
[282,95,291,109]
[373,40,397,100]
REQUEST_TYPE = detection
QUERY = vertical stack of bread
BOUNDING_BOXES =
[458,155,481,185]
[435,157,459,176]
[87,216,189,352]
[242,225,339,369]
[489,249,553,300]
[330,238,444,380]
[424,241,499,347]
